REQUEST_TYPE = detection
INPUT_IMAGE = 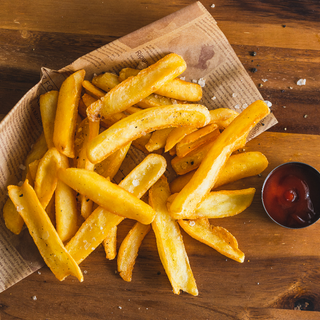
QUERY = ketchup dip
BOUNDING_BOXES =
[262,162,320,229]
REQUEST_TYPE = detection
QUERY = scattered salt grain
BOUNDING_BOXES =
[37,271,41,275]
[132,179,140,187]
[83,270,88,274]
[264,100,272,108]
[210,4,215,8]
[234,104,240,109]
[137,61,147,70]
[242,103,248,108]
[211,96,216,100]
[19,164,26,170]
[198,78,206,87]
[297,79,306,86]
[32,296,37,301]
[18,181,23,186]
[180,76,186,81]
[189,221,195,227]
[192,79,198,83]
[118,306,122,310]
[262,79,268,82]
[171,99,178,104]
[232,93,237,98]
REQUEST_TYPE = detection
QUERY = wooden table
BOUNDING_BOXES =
[1,1,320,319]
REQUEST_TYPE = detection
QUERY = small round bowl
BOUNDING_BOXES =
[261,162,320,229]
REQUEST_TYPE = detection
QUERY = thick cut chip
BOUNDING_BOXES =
[92,72,120,92]
[95,143,131,180]
[55,154,79,242]
[170,151,268,193]
[169,100,270,218]
[82,80,105,99]
[86,53,187,121]
[103,226,117,260]
[66,154,166,264]
[8,180,83,282]
[167,188,255,219]
[165,127,198,153]
[118,222,151,282]
[58,168,156,225]
[208,108,239,129]
[87,104,210,164]
[34,148,61,208]
[149,176,198,296]
[53,69,85,158]
[40,90,59,149]
[145,128,174,152]
[119,67,202,102]
[3,198,24,235]
[178,218,245,263]
[176,125,220,158]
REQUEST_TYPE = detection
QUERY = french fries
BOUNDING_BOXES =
[3,53,270,295]
[87,104,211,164]
[8,180,83,282]
[87,53,187,121]
[169,100,270,219]
[149,177,198,296]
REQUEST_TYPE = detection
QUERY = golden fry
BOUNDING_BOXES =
[169,100,270,218]
[118,222,151,282]
[145,128,174,152]
[103,226,117,260]
[3,198,24,235]
[34,148,61,208]
[168,188,256,219]
[87,104,210,164]
[58,168,156,225]
[165,127,197,153]
[149,177,198,296]
[82,80,105,99]
[92,72,120,92]
[178,219,245,263]
[8,180,83,282]
[53,69,85,158]
[40,90,59,148]
[86,53,187,121]
[170,151,268,193]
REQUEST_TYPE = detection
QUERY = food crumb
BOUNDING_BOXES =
[189,221,195,227]
[198,78,206,87]
[264,100,272,108]
[18,181,23,186]
[297,79,306,86]
[303,114,308,118]
[259,83,263,87]
[32,296,37,301]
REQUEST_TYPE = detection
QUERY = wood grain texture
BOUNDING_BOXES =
[1,0,320,319]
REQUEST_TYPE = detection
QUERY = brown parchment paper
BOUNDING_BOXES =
[0,1,277,292]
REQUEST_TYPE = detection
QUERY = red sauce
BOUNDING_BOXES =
[262,163,320,228]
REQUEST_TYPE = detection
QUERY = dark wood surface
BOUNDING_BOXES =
[1,1,320,319]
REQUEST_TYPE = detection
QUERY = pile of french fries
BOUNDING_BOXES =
[4,53,270,295]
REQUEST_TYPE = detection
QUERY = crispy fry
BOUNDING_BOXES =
[55,154,79,242]
[103,226,117,260]
[8,180,83,282]
[178,219,245,263]
[40,90,59,148]
[149,176,198,296]
[57,168,156,225]
[119,68,202,101]
[137,94,179,109]
[87,104,211,164]
[92,72,120,92]
[28,159,40,182]
[34,148,61,208]
[145,128,174,152]
[53,69,85,158]
[165,127,197,153]
[169,100,270,218]
[86,53,187,121]
[176,125,220,158]
[95,143,131,180]
[66,154,166,264]
[170,151,268,193]
[3,198,24,235]
[82,80,105,99]
[45,196,56,225]
[168,188,255,219]
[208,108,239,129]
[118,222,151,282]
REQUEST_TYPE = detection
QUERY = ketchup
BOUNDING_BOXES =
[262,163,320,228]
